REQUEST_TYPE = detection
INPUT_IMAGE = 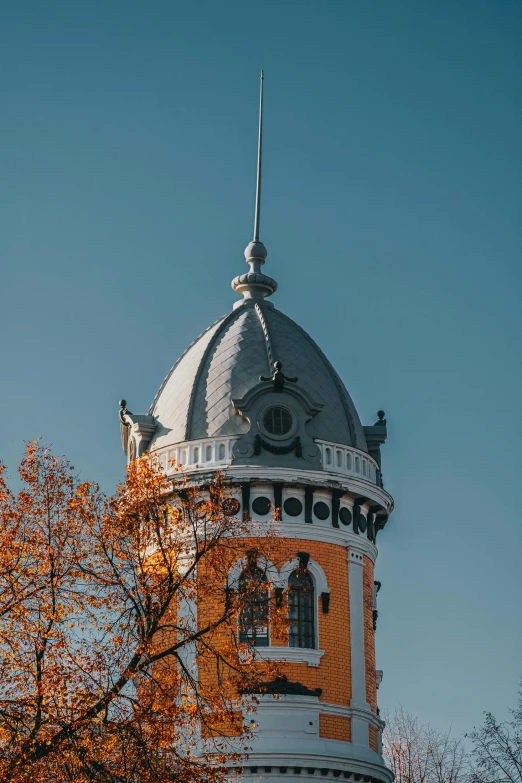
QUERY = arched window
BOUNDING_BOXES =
[238,564,269,647]
[288,569,315,649]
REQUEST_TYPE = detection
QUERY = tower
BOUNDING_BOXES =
[119,73,394,783]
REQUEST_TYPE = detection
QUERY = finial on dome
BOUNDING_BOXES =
[253,69,263,244]
[232,70,277,305]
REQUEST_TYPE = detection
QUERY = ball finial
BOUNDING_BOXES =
[375,410,387,426]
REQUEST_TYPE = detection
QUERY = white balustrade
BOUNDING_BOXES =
[155,436,238,473]
[315,439,379,484]
[154,435,379,485]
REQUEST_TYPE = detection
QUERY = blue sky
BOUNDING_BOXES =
[1,0,521,737]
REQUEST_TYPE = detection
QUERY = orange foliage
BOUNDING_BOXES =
[0,442,282,783]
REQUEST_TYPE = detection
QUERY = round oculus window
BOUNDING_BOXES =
[252,496,272,516]
[283,497,303,517]
[262,405,293,436]
[358,515,367,533]
[222,498,240,516]
[339,507,352,526]
[313,501,330,520]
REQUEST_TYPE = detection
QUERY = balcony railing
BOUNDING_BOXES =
[155,436,238,473]
[314,439,379,484]
[154,436,378,485]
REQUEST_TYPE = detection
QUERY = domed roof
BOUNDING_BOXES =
[148,300,367,453]
[146,73,367,458]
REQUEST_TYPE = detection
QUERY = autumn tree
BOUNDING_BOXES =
[467,685,522,783]
[0,442,283,783]
[383,707,466,783]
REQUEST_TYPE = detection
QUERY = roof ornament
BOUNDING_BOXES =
[253,68,263,245]
[260,361,298,392]
[119,399,132,426]
[232,70,278,305]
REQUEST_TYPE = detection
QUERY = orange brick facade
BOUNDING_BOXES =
[197,536,354,707]
[274,538,351,706]
[196,536,381,714]
[320,714,352,742]
[185,528,384,758]
[368,723,378,752]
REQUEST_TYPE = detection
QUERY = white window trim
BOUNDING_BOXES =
[278,557,329,651]
[227,556,279,589]
[277,557,329,594]
[243,646,325,668]
[258,402,299,441]
[229,556,276,647]
[228,556,329,654]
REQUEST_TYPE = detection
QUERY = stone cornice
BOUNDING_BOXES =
[172,465,393,515]
[232,749,392,783]
[274,524,378,562]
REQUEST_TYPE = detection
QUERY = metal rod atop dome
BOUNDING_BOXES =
[253,69,264,243]
[231,70,277,305]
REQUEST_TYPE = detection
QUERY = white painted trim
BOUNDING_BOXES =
[237,752,392,783]
[348,548,371,721]
[227,556,279,589]
[248,694,381,725]
[275,522,378,562]
[257,401,299,441]
[153,436,239,471]
[153,436,382,488]
[349,548,365,568]
[315,700,384,731]
[278,557,330,594]
[153,446,394,514]
[315,438,380,484]
[250,646,325,667]
[277,557,327,651]
[209,695,388,780]
[229,557,327,651]
[218,519,378,562]
[221,466,394,513]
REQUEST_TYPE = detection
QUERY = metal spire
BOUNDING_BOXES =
[253,69,264,243]
[231,70,277,306]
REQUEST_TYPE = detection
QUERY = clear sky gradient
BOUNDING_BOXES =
[1,0,521,737]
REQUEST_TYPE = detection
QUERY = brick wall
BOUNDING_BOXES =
[197,536,352,707]
[320,714,352,742]
[368,723,378,752]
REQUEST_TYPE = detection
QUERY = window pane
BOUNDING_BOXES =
[263,406,293,436]
[238,566,269,647]
[287,569,315,649]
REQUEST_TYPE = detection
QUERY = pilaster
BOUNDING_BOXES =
[348,547,372,748]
